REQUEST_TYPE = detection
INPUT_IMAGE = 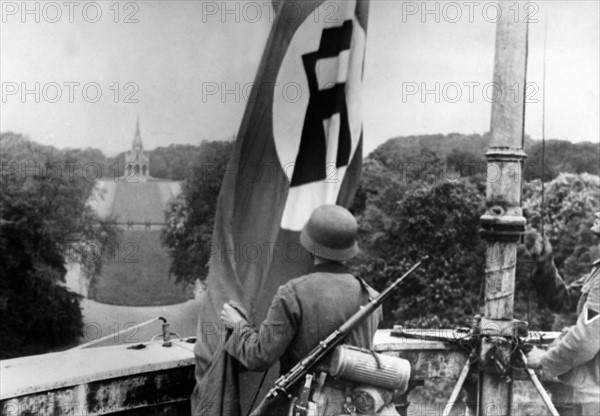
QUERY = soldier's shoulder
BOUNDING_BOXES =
[285,272,327,288]
[285,270,356,290]
[280,273,316,292]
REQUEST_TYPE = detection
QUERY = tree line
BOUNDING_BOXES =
[1,131,597,358]
[26,143,213,181]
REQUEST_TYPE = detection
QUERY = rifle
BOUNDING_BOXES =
[250,256,429,416]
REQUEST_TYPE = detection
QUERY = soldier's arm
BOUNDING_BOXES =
[224,284,300,371]
[528,236,580,313]
[539,275,600,377]
[531,259,581,313]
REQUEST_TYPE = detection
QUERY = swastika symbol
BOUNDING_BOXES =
[290,20,354,187]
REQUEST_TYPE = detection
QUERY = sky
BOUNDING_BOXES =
[1,0,598,156]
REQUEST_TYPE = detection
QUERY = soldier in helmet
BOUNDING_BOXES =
[220,205,387,416]
[525,212,600,415]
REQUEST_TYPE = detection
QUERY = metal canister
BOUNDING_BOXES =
[352,385,394,414]
[329,345,411,392]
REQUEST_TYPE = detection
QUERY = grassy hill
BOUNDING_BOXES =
[86,180,187,306]
[89,180,181,223]
[90,230,193,306]
[111,182,167,223]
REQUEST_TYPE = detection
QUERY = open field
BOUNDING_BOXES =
[90,230,193,306]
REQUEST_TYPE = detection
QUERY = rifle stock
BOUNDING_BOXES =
[250,256,428,415]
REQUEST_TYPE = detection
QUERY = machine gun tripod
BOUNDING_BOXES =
[391,318,561,416]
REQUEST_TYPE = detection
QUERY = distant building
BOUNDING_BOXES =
[125,118,149,182]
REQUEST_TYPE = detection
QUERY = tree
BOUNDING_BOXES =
[445,149,487,183]
[150,144,204,180]
[524,173,599,278]
[521,173,600,330]
[0,133,118,358]
[351,180,487,328]
[369,133,491,174]
[162,140,234,284]
[353,158,407,216]
[63,147,110,179]
[524,140,600,182]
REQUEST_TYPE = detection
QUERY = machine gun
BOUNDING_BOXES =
[249,256,429,416]
[391,322,561,416]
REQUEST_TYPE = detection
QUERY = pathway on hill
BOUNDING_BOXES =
[88,180,181,222]
[111,181,166,223]
[82,179,191,307]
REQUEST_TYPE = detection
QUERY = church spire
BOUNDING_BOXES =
[132,116,143,150]
[125,116,150,182]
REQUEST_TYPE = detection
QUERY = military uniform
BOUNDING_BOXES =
[225,261,382,415]
[531,257,600,415]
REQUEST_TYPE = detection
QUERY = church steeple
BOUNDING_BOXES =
[132,116,143,150]
[125,117,149,182]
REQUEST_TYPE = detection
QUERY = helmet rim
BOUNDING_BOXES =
[299,205,359,261]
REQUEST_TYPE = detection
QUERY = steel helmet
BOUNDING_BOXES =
[300,205,359,261]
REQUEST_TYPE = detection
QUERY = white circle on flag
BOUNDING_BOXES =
[272,1,365,230]
[273,9,364,179]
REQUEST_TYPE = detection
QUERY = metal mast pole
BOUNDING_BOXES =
[479,2,528,415]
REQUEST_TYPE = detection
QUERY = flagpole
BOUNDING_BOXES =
[478,2,528,415]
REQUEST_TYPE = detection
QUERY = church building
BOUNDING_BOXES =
[125,118,150,182]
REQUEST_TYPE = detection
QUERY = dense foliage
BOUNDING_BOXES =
[149,144,205,180]
[524,173,599,278]
[524,140,600,182]
[0,133,118,358]
[31,142,220,181]
[519,173,600,330]
[351,180,487,328]
[161,140,234,284]
[371,134,598,184]
[63,147,112,179]
[370,133,491,172]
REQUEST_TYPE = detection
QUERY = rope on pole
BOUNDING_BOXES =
[541,8,548,240]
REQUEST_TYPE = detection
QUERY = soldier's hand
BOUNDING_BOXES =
[525,347,546,369]
[523,229,553,266]
[523,229,542,255]
[220,302,245,329]
[536,238,553,266]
